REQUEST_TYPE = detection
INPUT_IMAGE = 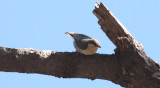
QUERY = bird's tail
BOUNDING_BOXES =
[65,32,75,35]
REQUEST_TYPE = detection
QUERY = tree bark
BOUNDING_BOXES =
[0,47,120,80]
[0,2,160,88]
[93,2,160,88]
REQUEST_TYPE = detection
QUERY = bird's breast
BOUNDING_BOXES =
[77,43,99,55]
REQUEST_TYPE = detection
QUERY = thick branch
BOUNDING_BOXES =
[0,47,121,81]
[93,2,143,51]
[0,2,160,88]
[93,2,160,88]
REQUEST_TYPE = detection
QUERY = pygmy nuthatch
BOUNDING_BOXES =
[65,32,101,55]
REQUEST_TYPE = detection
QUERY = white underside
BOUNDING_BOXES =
[74,41,99,55]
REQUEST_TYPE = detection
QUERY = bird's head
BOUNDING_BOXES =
[84,39,101,48]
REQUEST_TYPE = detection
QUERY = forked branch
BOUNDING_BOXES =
[0,2,159,88]
[93,2,160,88]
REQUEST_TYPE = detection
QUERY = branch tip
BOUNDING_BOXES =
[95,2,100,8]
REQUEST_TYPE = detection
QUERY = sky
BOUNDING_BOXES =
[0,0,160,88]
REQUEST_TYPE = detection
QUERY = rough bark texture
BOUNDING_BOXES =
[93,2,160,88]
[0,47,120,80]
[93,3,143,51]
[0,2,160,88]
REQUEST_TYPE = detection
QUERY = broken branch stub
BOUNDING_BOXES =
[93,2,144,51]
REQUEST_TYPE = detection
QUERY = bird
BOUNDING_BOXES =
[65,32,101,55]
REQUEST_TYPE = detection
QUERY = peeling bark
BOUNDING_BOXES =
[0,2,160,88]
[93,2,160,88]
[93,3,143,51]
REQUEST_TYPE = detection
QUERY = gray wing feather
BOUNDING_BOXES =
[72,34,91,50]
[76,39,88,50]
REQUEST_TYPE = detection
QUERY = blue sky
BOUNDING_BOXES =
[0,0,160,88]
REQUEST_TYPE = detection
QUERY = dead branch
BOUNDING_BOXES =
[0,2,159,88]
[93,2,160,88]
[0,47,121,80]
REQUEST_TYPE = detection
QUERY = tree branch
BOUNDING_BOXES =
[93,2,143,51]
[0,47,121,80]
[0,2,160,88]
[93,2,160,88]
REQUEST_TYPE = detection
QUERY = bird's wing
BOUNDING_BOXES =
[72,34,91,50]
[71,33,91,50]
[75,39,88,50]
[73,34,91,39]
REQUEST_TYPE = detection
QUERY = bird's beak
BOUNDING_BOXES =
[99,46,101,48]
